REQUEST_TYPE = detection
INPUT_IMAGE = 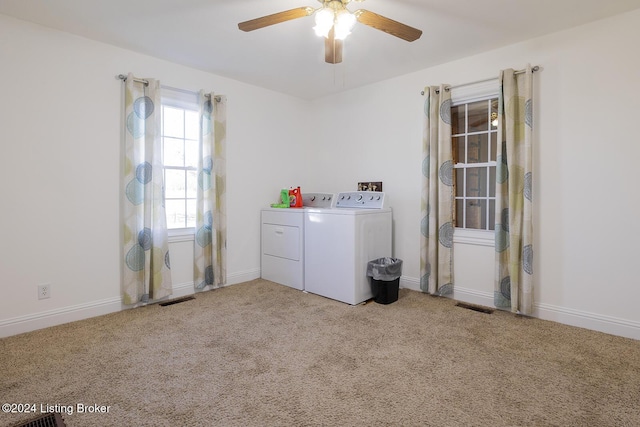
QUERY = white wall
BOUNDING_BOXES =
[2,9,640,340]
[307,9,640,339]
[0,14,312,336]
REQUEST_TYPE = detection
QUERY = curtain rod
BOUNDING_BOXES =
[117,74,221,102]
[421,65,539,96]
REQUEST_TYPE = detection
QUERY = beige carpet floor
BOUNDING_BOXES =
[1,279,639,427]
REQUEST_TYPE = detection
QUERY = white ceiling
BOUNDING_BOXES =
[2,0,640,99]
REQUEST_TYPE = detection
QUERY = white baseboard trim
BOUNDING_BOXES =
[400,275,640,341]
[167,281,198,298]
[227,268,261,285]
[0,296,122,338]
[0,270,262,338]
[533,303,640,341]
[399,276,421,292]
[5,272,638,341]
[452,286,495,308]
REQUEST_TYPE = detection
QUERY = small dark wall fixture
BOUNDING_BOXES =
[358,182,383,192]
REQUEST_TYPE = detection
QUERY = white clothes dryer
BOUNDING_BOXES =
[261,193,334,290]
[304,191,392,305]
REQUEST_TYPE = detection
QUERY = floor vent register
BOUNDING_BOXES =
[15,413,66,427]
[159,295,196,306]
[455,302,494,314]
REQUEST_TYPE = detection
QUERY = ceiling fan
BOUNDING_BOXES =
[238,0,422,64]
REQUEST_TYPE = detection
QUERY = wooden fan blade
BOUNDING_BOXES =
[238,7,314,32]
[325,27,343,64]
[355,9,422,42]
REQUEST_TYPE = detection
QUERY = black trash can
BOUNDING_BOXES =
[366,258,403,304]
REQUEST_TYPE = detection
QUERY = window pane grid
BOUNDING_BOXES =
[452,98,498,231]
[162,105,198,229]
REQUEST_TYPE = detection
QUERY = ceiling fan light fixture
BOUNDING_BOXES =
[238,0,423,64]
[313,8,334,37]
[334,10,356,40]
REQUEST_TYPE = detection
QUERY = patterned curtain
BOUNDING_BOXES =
[420,85,454,296]
[122,74,172,304]
[494,66,534,314]
[194,93,227,289]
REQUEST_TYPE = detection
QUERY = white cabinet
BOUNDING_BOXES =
[261,209,304,290]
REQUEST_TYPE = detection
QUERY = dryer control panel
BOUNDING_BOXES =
[335,191,387,209]
[302,192,335,208]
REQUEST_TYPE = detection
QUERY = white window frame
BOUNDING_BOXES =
[450,79,499,247]
[161,87,200,241]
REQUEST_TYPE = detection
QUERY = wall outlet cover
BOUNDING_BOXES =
[37,284,51,300]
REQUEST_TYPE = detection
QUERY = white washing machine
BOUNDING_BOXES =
[304,191,392,305]
[261,193,334,290]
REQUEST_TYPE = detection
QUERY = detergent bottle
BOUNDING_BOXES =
[289,187,303,208]
[270,189,290,208]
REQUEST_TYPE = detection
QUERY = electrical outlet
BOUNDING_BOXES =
[37,284,51,300]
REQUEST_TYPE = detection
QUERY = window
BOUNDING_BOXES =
[451,97,498,231]
[161,88,199,230]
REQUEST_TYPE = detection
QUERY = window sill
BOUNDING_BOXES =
[453,228,494,247]
[168,228,195,243]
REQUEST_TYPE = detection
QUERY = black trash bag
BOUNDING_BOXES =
[366,257,403,281]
